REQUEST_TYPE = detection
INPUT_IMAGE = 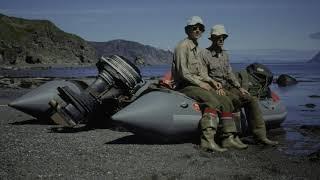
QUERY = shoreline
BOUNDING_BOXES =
[1,105,319,179]
[0,86,320,179]
[0,63,96,71]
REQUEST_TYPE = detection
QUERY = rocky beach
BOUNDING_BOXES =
[0,75,320,179]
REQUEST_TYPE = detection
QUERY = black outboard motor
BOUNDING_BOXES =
[246,63,273,86]
[245,63,273,98]
[49,55,143,127]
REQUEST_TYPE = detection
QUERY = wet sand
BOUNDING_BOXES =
[0,87,320,179]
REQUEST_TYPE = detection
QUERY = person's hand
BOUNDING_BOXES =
[216,88,226,96]
[211,80,223,90]
[239,87,250,95]
[199,82,212,91]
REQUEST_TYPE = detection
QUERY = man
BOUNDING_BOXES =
[200,24,278,145]
[172,16,245,152]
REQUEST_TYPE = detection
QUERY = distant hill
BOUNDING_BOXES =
[0,13,173,66]
[308,51,320,63]
[0,13,97,66]
[89,40,173,65]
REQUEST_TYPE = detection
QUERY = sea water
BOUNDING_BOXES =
[1,62,320,155]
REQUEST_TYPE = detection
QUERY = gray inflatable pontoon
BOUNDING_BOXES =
[9,55,287,142]
[9,79,287,141]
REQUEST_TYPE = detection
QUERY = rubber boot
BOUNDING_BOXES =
[222,134,242,149]
[257,137,279,146]
[200,113,227,152]
[233,136,248,149]
[232,112,248,149]
[246,97,278,146]
[221,113,246,149]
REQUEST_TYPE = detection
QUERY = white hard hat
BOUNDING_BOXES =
[209,24,228,39]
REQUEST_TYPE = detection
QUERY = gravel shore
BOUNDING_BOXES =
[1,88,319,179]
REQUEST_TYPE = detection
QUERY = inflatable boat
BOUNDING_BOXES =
[9,55,287,142]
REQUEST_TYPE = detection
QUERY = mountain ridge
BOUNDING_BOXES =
[0,13,97,66]
[0,13,173,66]
[89,39,173,65]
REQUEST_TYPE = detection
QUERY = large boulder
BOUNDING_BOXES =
[0,13,97,66]
[276,74,298,86]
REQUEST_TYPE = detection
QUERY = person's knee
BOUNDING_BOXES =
[232,99,242,110]
[206,98,221,110]
[224,96,234,108]
[220,99,234,112]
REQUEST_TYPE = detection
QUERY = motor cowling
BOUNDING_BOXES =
[244,63,273,98]
[246,63,273,86]
[50,55,143,127]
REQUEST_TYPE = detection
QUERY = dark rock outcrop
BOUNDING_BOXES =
[89,40,173,65]
[276,74,298,86]
[303,103,316,108]
[309,95,320,98]
[309,51,320,63]
[0,13,97,66]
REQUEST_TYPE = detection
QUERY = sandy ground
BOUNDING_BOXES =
[1,88,320,179]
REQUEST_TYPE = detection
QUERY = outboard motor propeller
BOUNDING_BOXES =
[50,55,143,127]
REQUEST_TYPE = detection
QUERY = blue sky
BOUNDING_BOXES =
[1,0,319,51]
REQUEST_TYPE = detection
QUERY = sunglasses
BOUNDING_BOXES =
[191,25,205,32]
[210,35,227,41]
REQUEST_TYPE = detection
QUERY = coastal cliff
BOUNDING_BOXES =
[0,14,173,67]
[0,13,97,66]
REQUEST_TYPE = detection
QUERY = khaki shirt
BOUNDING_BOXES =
[171,38,213,89]
[200,48,241,88]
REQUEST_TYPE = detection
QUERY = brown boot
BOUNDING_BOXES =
[200,114,227,152]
